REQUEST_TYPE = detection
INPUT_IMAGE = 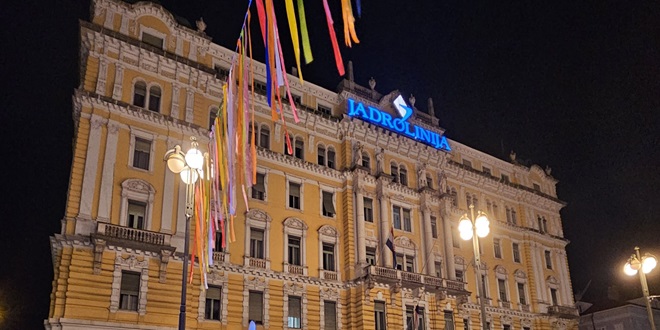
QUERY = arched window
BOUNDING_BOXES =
[327,147,336,169]
[390,163,399,182]
[399,165,408,186]
[148,86,161,112]
[361,152,370,168]
[133,81,147,107]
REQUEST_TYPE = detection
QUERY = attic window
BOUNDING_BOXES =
[142,32,163,49]
[318,105,331,116]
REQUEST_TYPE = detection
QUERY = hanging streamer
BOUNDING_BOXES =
[285,0,303,82]
[297,0,313,64]
[341,0,360,47]
[323,0,345,75]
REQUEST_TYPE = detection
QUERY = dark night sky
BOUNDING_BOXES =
[1,0,659,329]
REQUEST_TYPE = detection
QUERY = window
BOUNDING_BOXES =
[318,145,326,166]
[517,283,526,305]
[538,216,544,233]
[209,107,218,130]
[395,255,403,271]
[543,218,548,233]
[249,291,264,324]
[324,301,337,330]
[407,306,424,330]
[511,209,517,225]
[399,166,408,186]
[316,144,336,168]
[455,270,464,282]
[361,152,370,168]
[482,167,491,175]
[205,286,222,320]
[288,296,302,328]
[288,236,301,266]
[393,206,402,230]
[214,230,224,252]
[512,243,521,263]
[288,182,301,209]
[392,206,412,232]
[506,207,512,223]
[142,32,163,48]
[364,197,374,222]
[133,81,146,107]
[493,239,502,258]
[430,217,438,239]
[254,81,267,94]
[322,191,336,217]
[327,148,336,169]
[318,104,332,116]
[132,137,151,170]
[503,325,511,330]
[444,311,455,330]
[374,301,386,330]
[463,319,469,330]
[214,65,229,79]
[406,306,414,330]
[396,254,415,272]
[501,174,510,183]
[391,163,399,181]
[259,125,270,149]
[119,271,140,311]
[250,229,265,259]
[294,139,304,160]
[148,86,161,112]
[127,200,146,229]
[450,188,458,207]
[498,279,508,302]
[403,208,412,232]
[466,194,472,208]
[323,243,335,271]
[289,94,302,105]
[481,275,489,298]
[550,288,558,305]
[462,159,472,168]
[366,247,376,266]
[251,173,266,200]
[405,256,415,272]
[545,250,552,269]
[434,261,443,278]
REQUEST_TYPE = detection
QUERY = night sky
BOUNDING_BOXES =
[1,0,659,329]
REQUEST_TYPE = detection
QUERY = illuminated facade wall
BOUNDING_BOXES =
[46,0,579,329]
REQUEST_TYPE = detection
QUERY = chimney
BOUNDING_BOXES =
[347,61,354,82]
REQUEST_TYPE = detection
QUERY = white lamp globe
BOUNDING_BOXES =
[624,263,638,276]
[185,147,204,170]
[458,218,473,241]
[180,167,199,184]
[642,255,657,274]
[165,145,186,173]
[475,214,490,238]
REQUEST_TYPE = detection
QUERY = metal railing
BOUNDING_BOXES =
[97,222,171,246]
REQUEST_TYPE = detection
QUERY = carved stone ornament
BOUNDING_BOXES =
[494,265,508,275]
[196,17,207,32]
[122,178,156,195]
[320,287,340,301]
[283,282,305,295]
[521,318,533,327]
[514,269,527,280]
[552,320,567,330]
[159,249,172,283]
[454,255,465,266]
[318,225,338,238]
[547,275,560,285]
[394,236,416,250]
[244,276,267,290]
[283,217,308,230]
[116,254,148,270]
[500,315,513,325]
[246,208,271,223]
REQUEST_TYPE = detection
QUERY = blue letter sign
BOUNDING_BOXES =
[347,96,451,152]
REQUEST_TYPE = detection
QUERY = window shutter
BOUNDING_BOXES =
[324,301,337,330]
[249,291,263,322]
[290,183,300,197]
[207,286,221,300]
[121,271,140,292]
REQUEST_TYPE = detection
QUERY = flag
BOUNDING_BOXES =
[413,305,423,330]
[386,227,396,269]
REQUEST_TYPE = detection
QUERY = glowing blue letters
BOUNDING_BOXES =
[347,98,451,152]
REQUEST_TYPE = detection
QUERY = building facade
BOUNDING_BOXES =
[46,0,579,329]
[579,298,660,330]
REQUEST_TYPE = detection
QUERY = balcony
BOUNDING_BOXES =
[499,301,511,309]
[547,305,580,319]
[248,257,267,269]
[321,270,338,281]
[287,264,305,276]
[94,222,172,253]
[363,266,470,296]
[401,271,424,288]
[520,304,531,312]
[212,251,227,264]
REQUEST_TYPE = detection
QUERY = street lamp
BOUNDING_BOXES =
[458,204,490,330]
[624,247,657,330]
[165,137,205,330]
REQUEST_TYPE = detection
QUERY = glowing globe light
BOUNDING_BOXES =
[165,145,186,174]
[642,255,657,274]
[185,147,204,170]
[180,167,199,184]
[624,263,638,276]
[475,214,490,238]
[458,218,473,241]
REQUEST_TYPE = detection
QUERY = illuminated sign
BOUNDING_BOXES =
[347,96,451,151]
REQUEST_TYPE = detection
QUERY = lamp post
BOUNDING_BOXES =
[165,137,205,330]
[458,204,491,330]
[623,247,657,330]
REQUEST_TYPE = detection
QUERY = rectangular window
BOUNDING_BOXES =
[393,206,402,230]
[462,159,472,168]
[405,256,414,273]
[444,310,455,330]
[403,208,412,232]
[288,296,302,328]
[463,318,470,330]
[481,275,489,298]
[318,146,326,166]
[455,270,464,283]
[545,250,552,269]
[512,243,521,263]
[538,217,544,233]
[551,288,558,305]
[251,173,266,200]
[249,291,263,324]
[318,104,332,116]
[323,243,335,271]
[482,167,491,175]
[133,137,151,170]
[324,301,337,330]
[366,247,376,266]
[127,200,146,229]
[493,238,502,258]
[498,279,507,302]
[426,175,433,189]
[119,271,140,311]
[364,197,374,222]
[250,229,264,259]
[327,149,336,169]
[142,32,163,48]
[533,183,541,191]
[214,230,224,252]
[434,261,443,278]
[374,301,387,330]
[503,325,511,330]
[259,127,270,149]
[289,182,301,209]
[288,236,301,266]
[517,283,526,305]
[406,306,414,330]
[430,216,438,239]
[322,191,336,217]
[395,254,404,271]
[205,286,222,320]
[294,139,304,159]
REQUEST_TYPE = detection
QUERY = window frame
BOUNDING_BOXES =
[283,217,309,275]
[119,271,140,311]
[287,178,303,211]
[243,209,272,269]
[364,197,374,222]
[119,179,155,230]
[374,301,387,330]
[204,285,222,321]
[493,238,502,259]
[128,128,155,172]
[250,171,267,201]
[512,242,521,263]
[321,190,337,218]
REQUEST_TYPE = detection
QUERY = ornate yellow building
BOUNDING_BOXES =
[46,0,579,329]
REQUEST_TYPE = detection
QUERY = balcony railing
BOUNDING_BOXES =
[248,257,267,269]
[547,305,579,319]
[521,304,531,312]
[445,279,466,292]
[322,270,338,281]
[500,301,511,309]
[401,271,424,286]
[96,222,171,246]
[212,252,226,263]
[288,264,304,275]
[364,266,470,295]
